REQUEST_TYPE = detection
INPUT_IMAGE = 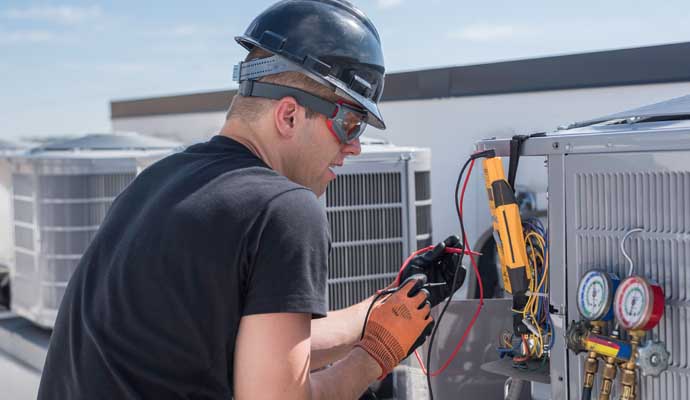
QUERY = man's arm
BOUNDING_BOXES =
[235,277,433,399]
[310,296,374,370]
[310,235,467,370]
[234,312,380,400]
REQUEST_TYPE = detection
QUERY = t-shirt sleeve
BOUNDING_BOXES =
[243,188,330,318]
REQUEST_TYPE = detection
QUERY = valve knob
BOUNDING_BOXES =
[636,340,670,377]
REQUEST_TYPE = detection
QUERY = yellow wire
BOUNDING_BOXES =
[502,228,549,360]
[523,232,544,320]
[519,230,548,358]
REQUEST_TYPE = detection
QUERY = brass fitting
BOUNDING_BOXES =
[598,358,618,400]
[619,330,644,400]
[598,330,620,400]
[583,321,605,391]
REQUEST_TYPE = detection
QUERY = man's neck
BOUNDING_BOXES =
[219,118,281,172]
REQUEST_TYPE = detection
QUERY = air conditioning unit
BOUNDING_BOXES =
[9,133,181,328]
[1,140,26,267]
[325,139,432,310]
[476,94,690,400]
[0,139,26,307]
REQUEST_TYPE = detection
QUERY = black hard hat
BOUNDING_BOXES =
[235,0,386,129]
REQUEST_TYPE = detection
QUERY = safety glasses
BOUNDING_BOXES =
[238,81,368,144]
[326,100,368,144]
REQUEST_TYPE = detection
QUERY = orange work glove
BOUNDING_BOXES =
[355,275,434,379]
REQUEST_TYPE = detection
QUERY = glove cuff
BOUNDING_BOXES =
[355,321,405,379]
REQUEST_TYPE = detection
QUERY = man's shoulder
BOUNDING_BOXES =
[194,166,321,220]
[214,166,309,198]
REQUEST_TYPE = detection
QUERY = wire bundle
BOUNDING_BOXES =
[500,218,553,364]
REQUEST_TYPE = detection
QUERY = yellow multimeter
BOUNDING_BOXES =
[482,156,531,295]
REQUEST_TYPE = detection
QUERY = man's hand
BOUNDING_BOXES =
[398,235,467,307]
[355,275,434,379]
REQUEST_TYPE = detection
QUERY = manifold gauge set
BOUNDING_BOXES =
[567,269,670,400]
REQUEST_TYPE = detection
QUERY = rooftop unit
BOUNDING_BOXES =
[9,133,182,328]
[0,139,27,307]
[1,140,26,267]
[325,139,431,310]
[476,94,690,400]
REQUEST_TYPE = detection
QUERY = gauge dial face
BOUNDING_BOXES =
[615,277,651,330]
[578,271,611,320]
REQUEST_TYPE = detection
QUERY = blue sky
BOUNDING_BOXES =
[2,0,690,141]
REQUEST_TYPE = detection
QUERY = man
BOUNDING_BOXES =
[38,1,464,398]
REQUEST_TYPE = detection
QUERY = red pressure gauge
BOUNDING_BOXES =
[614,276,665,331]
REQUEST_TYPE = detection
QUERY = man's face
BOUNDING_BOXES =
[292,110,362,197]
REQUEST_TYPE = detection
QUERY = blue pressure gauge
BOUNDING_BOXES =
[577,270,620,321]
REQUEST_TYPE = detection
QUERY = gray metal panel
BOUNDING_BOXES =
[402,152,415,258]
[564,151,690,400]
[476,124,690,157]
[547,154,570,400]
[397,299,516,399]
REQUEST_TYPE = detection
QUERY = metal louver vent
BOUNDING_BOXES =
[415,171,433,249]
[575,172,690,232]
[325,145,431,310]
[328,207,403,242]
[415,171,431,200]
[12,172,137,320]
[567,156,690,399]
[326,172,402,206]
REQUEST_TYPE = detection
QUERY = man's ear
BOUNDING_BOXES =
[274,97,300,139]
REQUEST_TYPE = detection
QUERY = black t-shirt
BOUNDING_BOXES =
[38,135,330,399]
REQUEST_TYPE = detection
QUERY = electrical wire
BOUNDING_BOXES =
[360,291,390,340]
[363,149,562,394]
[508,218,551,360]
[360,245,481,357]
[390,247,481,291]
[413,234,484,376]
[362,150,491,399]
[496,214,552,365]
[420,150,493,400]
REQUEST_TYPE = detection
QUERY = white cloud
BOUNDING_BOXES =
[0,30,58,44]
[377,0,403,10]
[449,23,534,42]
[4,5,102,24]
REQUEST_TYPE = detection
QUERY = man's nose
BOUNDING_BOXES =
[343,138,361,156]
